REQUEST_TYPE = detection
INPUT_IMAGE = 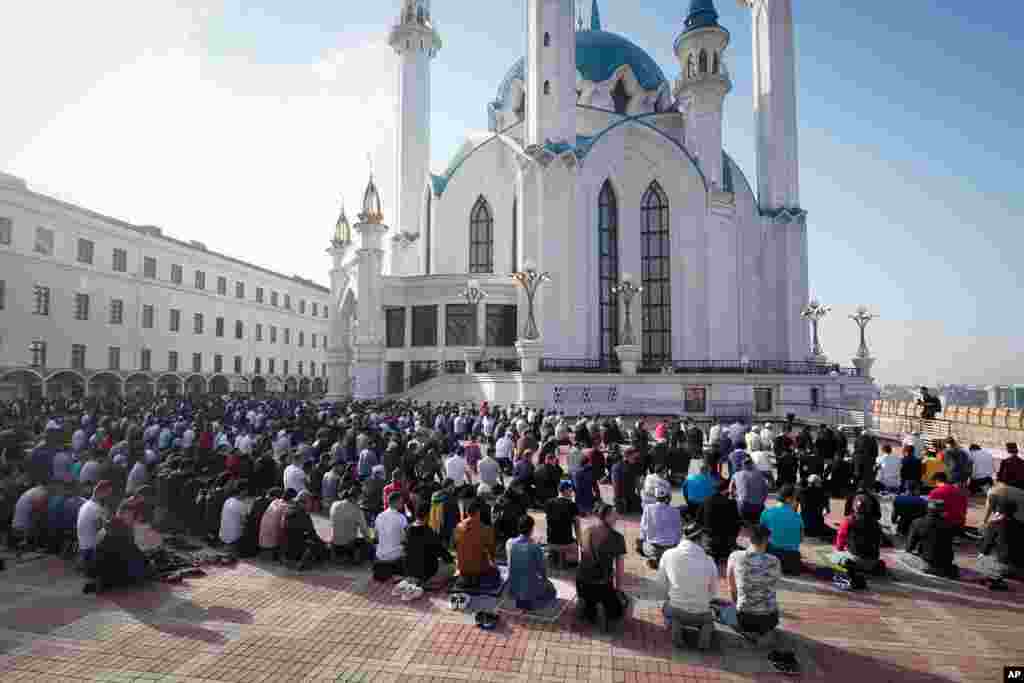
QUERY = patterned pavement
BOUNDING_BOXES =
[0,488,1022,683]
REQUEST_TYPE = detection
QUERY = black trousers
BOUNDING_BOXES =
[576,580,624,622]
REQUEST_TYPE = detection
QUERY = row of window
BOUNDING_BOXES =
[0,217,327,318]
[384,304,517,348]
[28,340,324,377]
[14,284,325,346]
[597,179,672,365]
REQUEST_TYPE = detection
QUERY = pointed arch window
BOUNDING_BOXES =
[598,180,619,362]
[712,52,720,74]
[611,79,630,114]
[543,80,551,95]
[512,195,518,272]
[469,196,494,274]
[641,181,671,365]
[544,32,551,47]
[699,50,709,74]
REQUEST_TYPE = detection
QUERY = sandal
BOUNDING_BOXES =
[449,593,470,611]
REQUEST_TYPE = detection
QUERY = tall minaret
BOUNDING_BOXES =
[525,0,576,147]
[388,0,441,248]
[674,0,731,189]
[744,0,800,211]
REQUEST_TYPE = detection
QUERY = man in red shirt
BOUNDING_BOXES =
[928,472,968,530]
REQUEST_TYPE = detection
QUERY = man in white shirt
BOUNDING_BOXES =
[181,425,195,450]
[968,444,995,494]
[283,455,308,494]
[219,483,249,550]
[446,450,469,484]
[745,427,763,454]
[655,523,718,650]
[126,459,148,496]
[495,431,514,468]
[478,449,503,488]
[875,444,902,493]
[374,491,409,569]
[77,480,112,572]
[274,430,291,460]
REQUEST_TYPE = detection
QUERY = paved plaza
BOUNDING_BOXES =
[0,487,1021,683]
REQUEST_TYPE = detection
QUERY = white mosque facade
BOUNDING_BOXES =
[328,0,877,418]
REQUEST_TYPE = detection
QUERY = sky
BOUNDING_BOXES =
[1,0,1021,386]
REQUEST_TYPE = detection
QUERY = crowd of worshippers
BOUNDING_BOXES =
[1,397,1022,640]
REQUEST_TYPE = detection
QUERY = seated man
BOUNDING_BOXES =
[85,498,151,594]
[892,494,929,536]
[507,515,557,610]
[927,473,968,533]
[533,452,564,507]
[760,485,803,576]
[238,487,279,558]
[682,465,717,522]
[702,479,742,564]
[404,499,453,586]
[641,466,672,509]
[976,498,1023,591]
[76,480,112,575]
[722,524,782,641]
[639,486,682,569]
[833,494,885,575]
[282,491,328,570]
[259,488,292,560]
[330,485,371,565]
[576,503,628,627]
[904,499,958,578]
[544,481,582,567]
[373,491,408,581]
[218,481,249,555]
[796,475,833,540]
[454,498,500,590]
[656,523,718,651]
[11,481,49,550]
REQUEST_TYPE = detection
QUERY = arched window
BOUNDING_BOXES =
[469,196,494,274]
[686,54,696,79]
[598,181,620,363]
[712,52,720,74]
[641,181,671,366]
[543,80,551,95]
[425,188,432,274]
[611,79,630,114]
[699,50,708,74]
[512,195,518,272]
[544,32,551,47]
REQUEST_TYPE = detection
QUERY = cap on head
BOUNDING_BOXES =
[654,486,670,502]
[1008,442,1019,455]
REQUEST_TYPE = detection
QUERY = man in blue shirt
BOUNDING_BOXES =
[760,485,804,575]
[682,465,718,520]
[640,487,683,569]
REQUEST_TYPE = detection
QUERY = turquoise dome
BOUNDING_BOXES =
[495,31,667,109]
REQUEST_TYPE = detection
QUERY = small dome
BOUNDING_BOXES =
[333,202,351,244]
[684,0,720,32]
[494,30,667,112]
[359,175,384,224]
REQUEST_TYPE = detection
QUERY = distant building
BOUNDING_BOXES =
[988,385,1024,410]
[939,385,989,408]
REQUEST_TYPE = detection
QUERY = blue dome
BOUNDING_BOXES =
[495,31,667,109]
[684,0,720,32]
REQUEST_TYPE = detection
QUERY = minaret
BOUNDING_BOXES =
[743,0,800,211]
[674,0,731,189]
[525,0,576,147]
[388,0,441,253]
[350,174,389,399]
[325,201,353,401]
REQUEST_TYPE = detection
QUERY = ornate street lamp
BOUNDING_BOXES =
[511,259,551,341]
[611,272,642,346]
[849,305,876,359]
[459,279,487,346]
[801,298,831,359]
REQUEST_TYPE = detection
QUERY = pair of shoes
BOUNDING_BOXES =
[449,593,471,611]
[697,622,714,650]
[989,579,1009,592]
[83,582,97,594]
[392,579,422,601]
[832,574,852,591]
[769,650,800,675]
[475,611,499,630]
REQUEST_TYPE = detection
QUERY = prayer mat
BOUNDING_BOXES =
[496,593,569,623]
[447,566,509,597]
[891,552,990,585]
[0,551,47,565]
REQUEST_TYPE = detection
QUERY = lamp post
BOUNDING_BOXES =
[849,305,875,359]
[611,272,642,346]
[511,259,551,341]
[801,298,831,360]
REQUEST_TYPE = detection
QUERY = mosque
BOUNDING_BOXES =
[327,0,877,420]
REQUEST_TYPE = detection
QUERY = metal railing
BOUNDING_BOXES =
[639,359,862,376]
[443,360,466,375]
[473,358,522,373]
[540,358,622,374]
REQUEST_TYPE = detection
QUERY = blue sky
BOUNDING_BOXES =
[2,0,1021,384]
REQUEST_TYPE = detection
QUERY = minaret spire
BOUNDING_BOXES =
[590,0,602,31]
